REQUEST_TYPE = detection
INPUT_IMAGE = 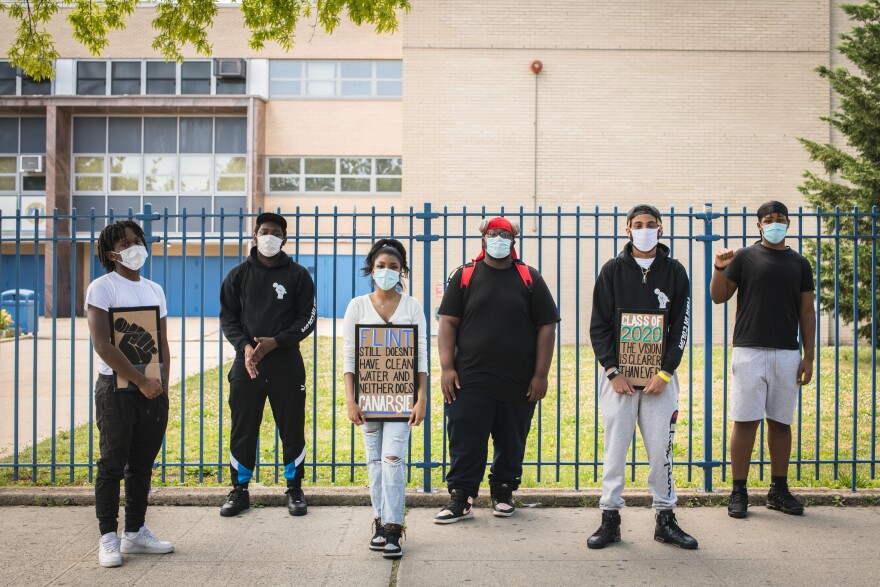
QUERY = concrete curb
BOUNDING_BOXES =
[1,486,878,508]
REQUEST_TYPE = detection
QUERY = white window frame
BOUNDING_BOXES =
[266,156,402,195]
[269,60,403,99]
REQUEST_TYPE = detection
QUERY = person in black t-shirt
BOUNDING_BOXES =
[710,200,816,519]
[434,217,559,523]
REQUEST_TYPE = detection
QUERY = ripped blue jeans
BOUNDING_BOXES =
[362,421,410,525]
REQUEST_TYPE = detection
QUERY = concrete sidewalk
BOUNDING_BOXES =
[2,504,879,586]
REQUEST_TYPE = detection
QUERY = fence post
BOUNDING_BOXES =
[136,203,160,280]
[696,202,722,491]
[415,201,440,491]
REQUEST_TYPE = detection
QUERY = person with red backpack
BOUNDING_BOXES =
[434,217,559,523]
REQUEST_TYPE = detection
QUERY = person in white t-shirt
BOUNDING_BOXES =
[85,220,173,568]
[343,238,427,560]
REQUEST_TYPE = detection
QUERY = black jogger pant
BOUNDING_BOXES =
[94,374,169,536]
[228,362,306,488]
[445,390,536,498]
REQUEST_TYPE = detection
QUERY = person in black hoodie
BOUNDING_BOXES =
[219,212,317,517]
[587,204,697,550]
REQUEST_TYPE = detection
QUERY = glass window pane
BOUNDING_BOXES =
[269,157,300,174]
[110,176,139,192]
[73,118,107,153]
[147,61,175,78]
[20,118,46,153]
[269,176,299,192]
[78,61,106,78]
[376,177,402,192]
[306,81,335,96]
[74,156,104,173]
[0,157,16,172]
[376,81,402,97]
[143,118,177,153]
[77,79,106,95]
[146,176,175,192]
[307,62,335,79]
[0,62,14,81]
[146,79,176,95]
[376,158,402,175]
[340,158,370,175]
[21,78,51,95]
[179,196,213,217]
[108,117,142,153]
[109,156,140,174]
[0,176,15,191]
[180,176,210,192]
[22,175,46,191]
[180,156,211,174]
[179,118,213,153]
[304,158,335,174]
[107,196,142,215]
[269,80,300,97]
[376,61,402,78]
[216,79,246,95]
[0,80,15,95]
[181,79,211,94]
[111,80,140,95]
[305,177,335,192]
[341,81,371,96]
[217,177,245,192]
[0,119,17,153]
[216,155,246,175]
[145,155,175,175]
[214,118,247,154]
[75,176,104,191]
[270,60,301,79]
[341,178,370,192]
[340,61,371,78]
[181,61,211,95]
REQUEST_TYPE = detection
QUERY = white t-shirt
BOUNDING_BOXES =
[85,271,168,376]
[634,256,655,270]
[342,293,429,375]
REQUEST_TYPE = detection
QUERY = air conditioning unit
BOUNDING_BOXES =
[20,155,44,173]
[214,59,247,79]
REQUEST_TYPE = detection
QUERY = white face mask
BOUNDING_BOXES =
[117,245,148,271]
[630,228,660,253]
[372,268,400,291]
[257,234,283,257]
[485,236,513,259]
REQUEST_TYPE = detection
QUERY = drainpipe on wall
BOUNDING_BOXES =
[530,60,543,232]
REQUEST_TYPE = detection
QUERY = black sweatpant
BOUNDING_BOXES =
[445,390,536,498]
[94,374,169,536]
[228,362,306,488]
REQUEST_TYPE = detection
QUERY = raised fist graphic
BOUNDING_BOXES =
[114,317,159,365]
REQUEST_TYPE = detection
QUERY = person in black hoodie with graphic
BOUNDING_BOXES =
[588,205,697,550]
[219,212,317,517]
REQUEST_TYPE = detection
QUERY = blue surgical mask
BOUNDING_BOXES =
[762,223,787,244]
[372,268,400,291]
[485,236,512,259]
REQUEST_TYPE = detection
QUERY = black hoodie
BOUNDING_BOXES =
[590,242,690,374]
[220,248,317,376]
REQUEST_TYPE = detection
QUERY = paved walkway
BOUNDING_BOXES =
[2,505,879,586]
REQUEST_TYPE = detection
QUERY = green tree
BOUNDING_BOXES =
[1,0,410,81]
[799,0,880,345]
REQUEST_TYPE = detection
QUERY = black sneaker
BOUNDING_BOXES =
[491,492,515,518]
[369,518,386,551]
[286,487,308,516]
[728,487,749,519]
[654,510,698,549]
[587,510,621,549]
[767,485,804,516]
[433,489,474,524]
[220,486,250,517]
[383,524,405,559]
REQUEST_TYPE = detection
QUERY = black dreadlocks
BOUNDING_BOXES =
[97,220,146,273]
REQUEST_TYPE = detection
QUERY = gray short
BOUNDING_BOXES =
[730,347,802,425]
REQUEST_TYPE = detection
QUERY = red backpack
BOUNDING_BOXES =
[451,248,534,309]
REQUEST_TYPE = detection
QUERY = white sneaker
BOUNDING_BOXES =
[120,526,175,554]
[98,532,122,568]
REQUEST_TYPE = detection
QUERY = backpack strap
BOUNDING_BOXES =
[513,259,533,292]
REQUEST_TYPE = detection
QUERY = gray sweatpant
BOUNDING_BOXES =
[598,373,680,511]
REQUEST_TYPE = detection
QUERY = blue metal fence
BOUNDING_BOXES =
[0,203,877,492]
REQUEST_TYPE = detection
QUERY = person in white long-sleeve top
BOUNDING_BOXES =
[343,238,427,560]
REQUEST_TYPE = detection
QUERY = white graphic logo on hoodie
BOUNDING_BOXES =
[273,283,287,300]
[654,288,669,309]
